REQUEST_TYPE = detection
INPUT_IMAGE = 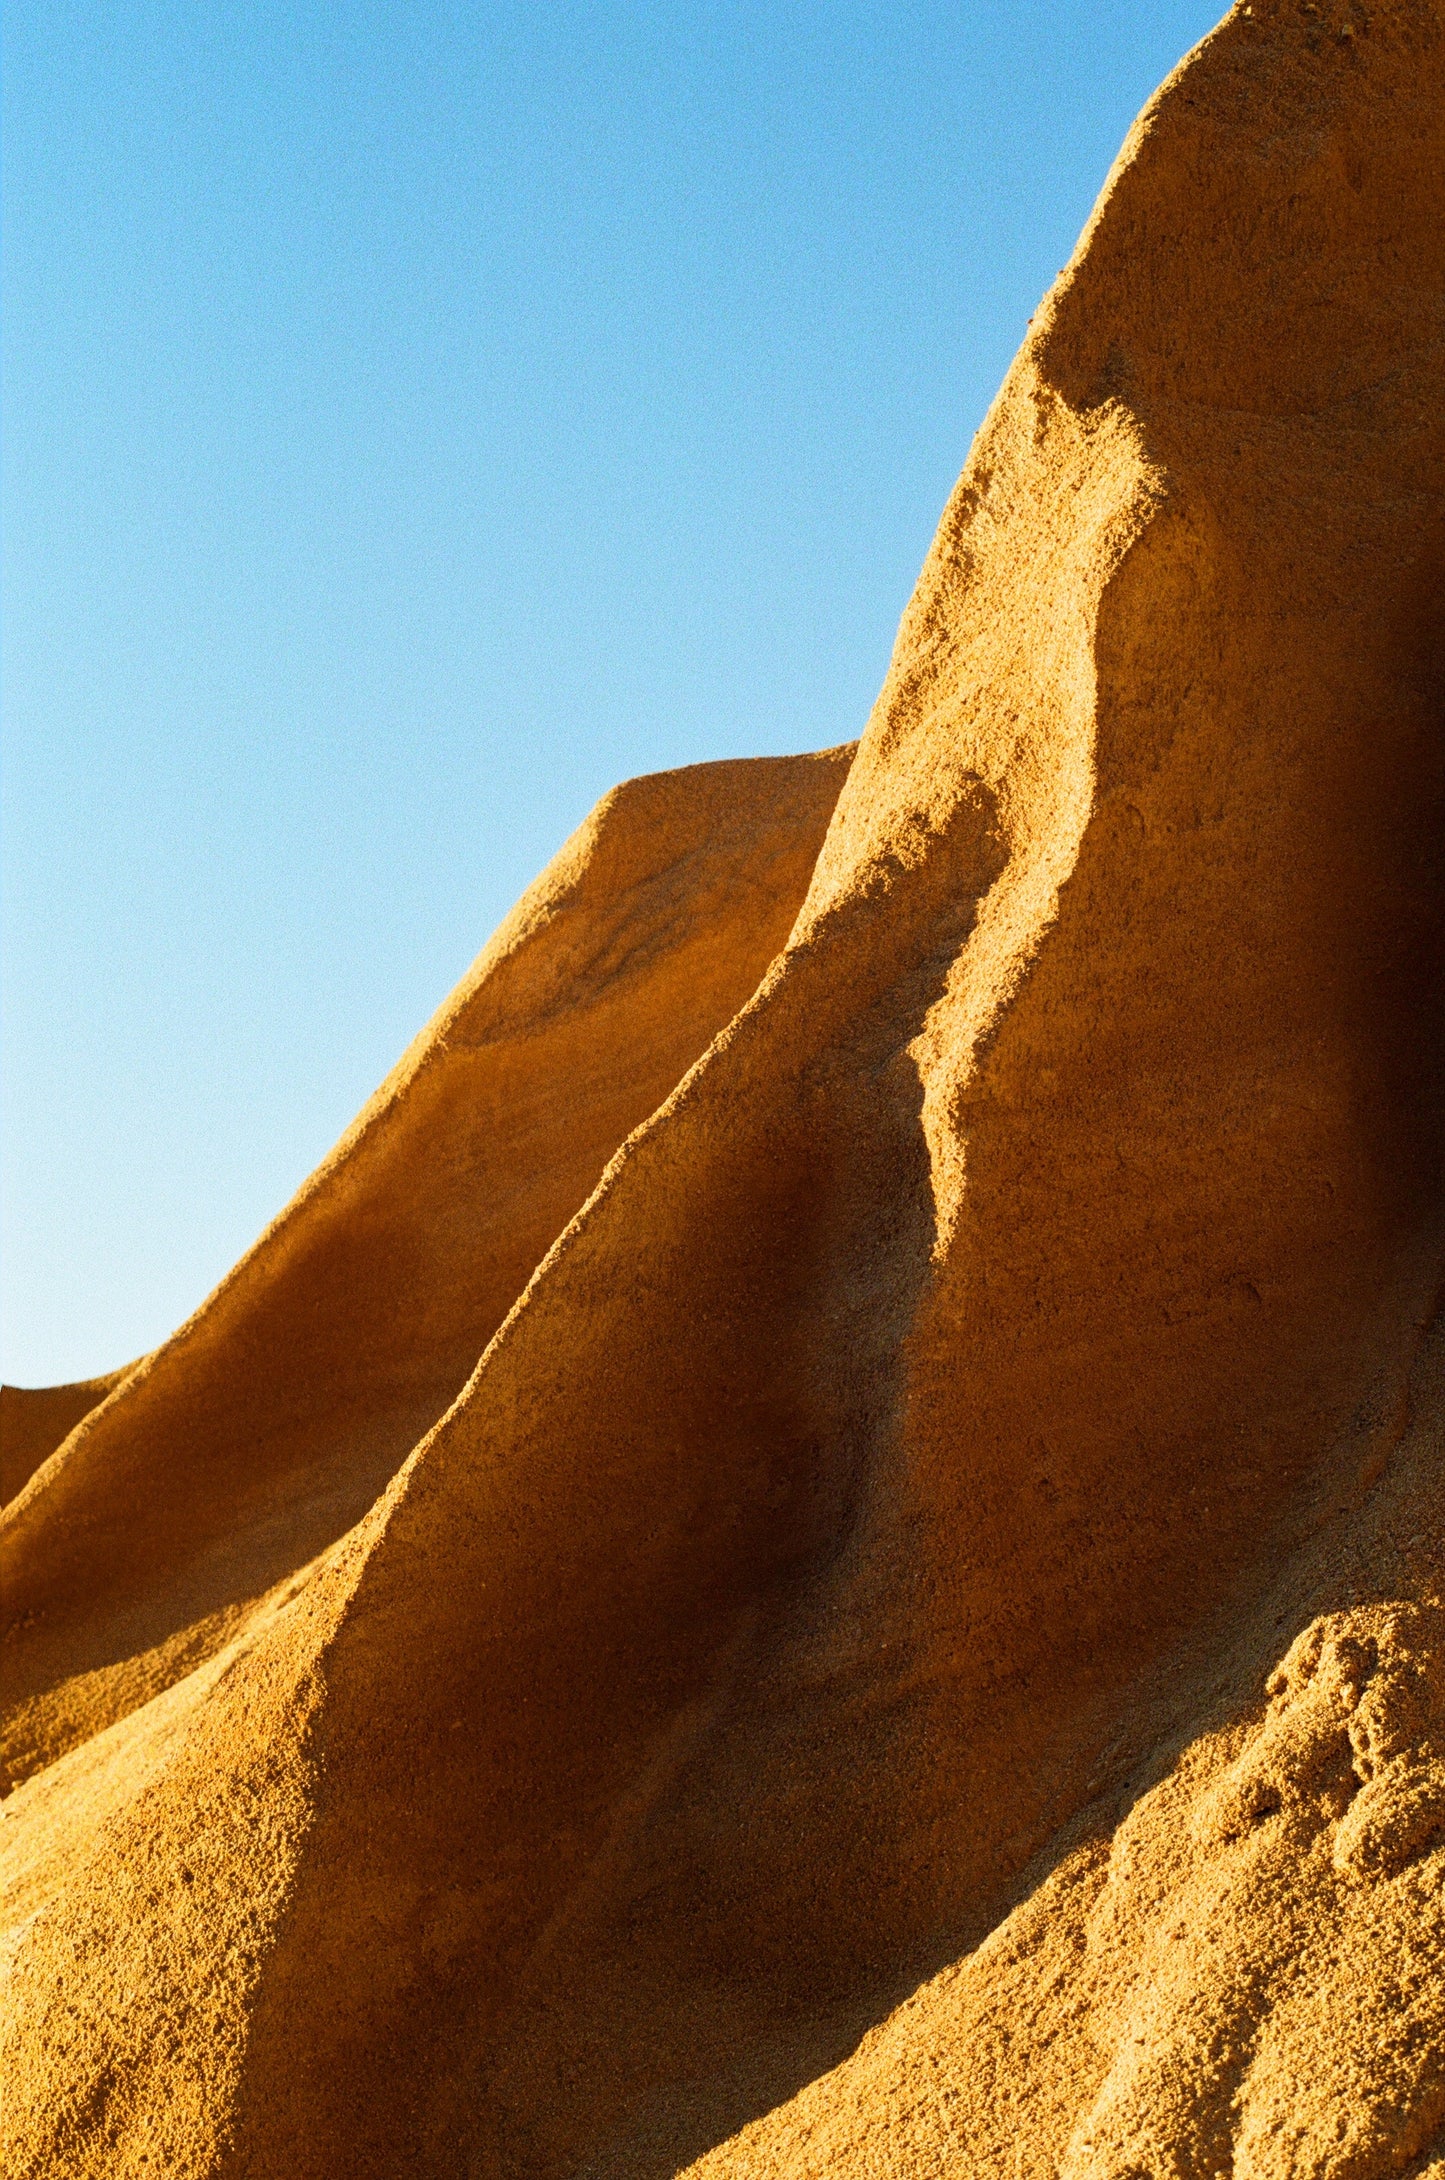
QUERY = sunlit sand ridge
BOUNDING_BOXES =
[2,5,1443,2172]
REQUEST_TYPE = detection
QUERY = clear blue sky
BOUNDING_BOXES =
[2,0,1221,1385]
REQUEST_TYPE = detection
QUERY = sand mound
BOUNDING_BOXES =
[3,5,1442,2174]
[0,746,851,1790]
[0,1369,135,1508]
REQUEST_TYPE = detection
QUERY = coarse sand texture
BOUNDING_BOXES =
[2,5,1443,2174]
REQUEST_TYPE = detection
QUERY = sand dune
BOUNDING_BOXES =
[0,1369,134,1508]
[0,747,851,1790]
[2,4,1442,2174]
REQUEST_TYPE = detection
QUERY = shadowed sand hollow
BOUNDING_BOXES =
[2,5,1443,2174]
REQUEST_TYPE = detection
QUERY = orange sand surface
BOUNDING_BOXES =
[3,6,1443,2173]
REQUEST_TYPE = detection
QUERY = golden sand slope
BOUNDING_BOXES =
[2,4,1443,2174]
[0,1370,134,1508]
[0,747,851,1790]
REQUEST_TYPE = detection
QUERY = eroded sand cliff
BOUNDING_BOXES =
[2,4,1442,2173]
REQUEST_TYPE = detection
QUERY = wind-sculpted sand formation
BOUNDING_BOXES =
[3,5,1443,2173]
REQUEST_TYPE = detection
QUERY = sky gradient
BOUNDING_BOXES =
[2,0,1222,1383]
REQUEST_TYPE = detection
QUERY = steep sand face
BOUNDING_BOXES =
[2,5,1443,2176]
[685,1318,1445,2180]
[0,746,852,1789]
